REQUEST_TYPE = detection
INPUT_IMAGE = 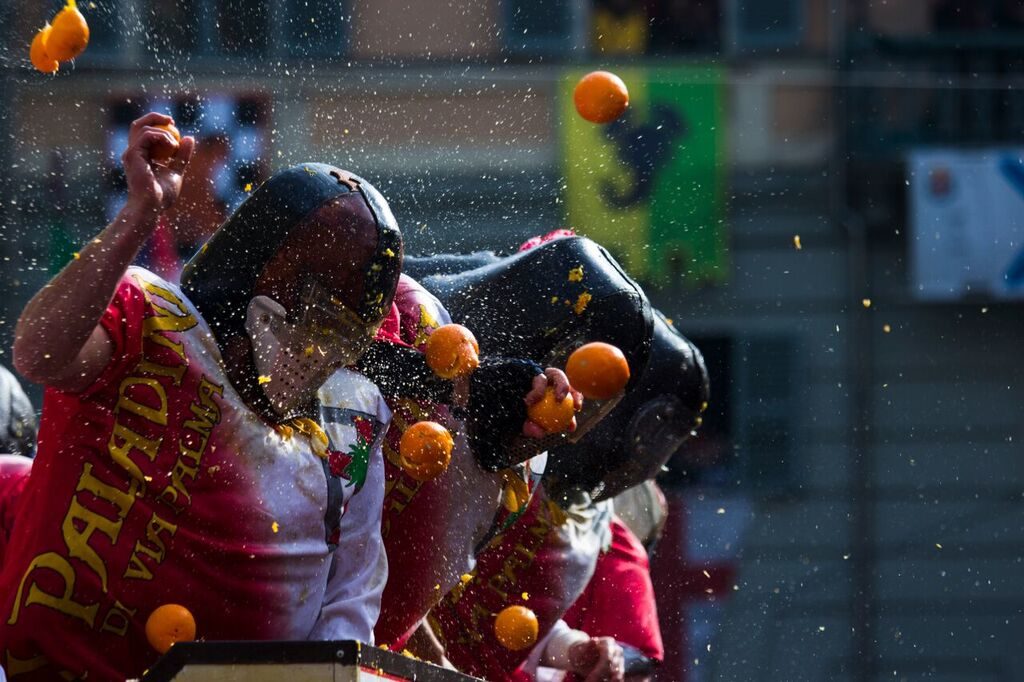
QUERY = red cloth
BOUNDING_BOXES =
[563,517,664,662]
[0,455,32,569]
[0,272,364,680]
[375,276,462,647]
[374,396,456,647]
[431,493,570,681]
[375,302,403,344]
[430,488,602,682]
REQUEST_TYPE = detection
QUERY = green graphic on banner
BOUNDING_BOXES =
[562,66,727,286]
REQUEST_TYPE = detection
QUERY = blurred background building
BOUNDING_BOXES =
[0,0,1023,679]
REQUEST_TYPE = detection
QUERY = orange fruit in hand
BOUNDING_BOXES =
[150,123,182,164]
[399,421,454,481]
[527,388,576,434]
[424,324,480,379]
[145,604,196,654]
[45,0,90,62]
[573,71,629,124]
[30,26,59,74]
[565,342,630,400]
[494,605,539,651]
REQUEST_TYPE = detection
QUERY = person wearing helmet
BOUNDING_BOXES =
[404,233,654,470]
[365,274,584,649]
[429,312,707,681]
[371,234,652,650]
[0,113,400,680]
[528,318,700,676]
[403,234,707,680]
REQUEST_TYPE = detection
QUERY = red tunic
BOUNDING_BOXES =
[0,456,32,570]
[0,269,390,680]
[430,488,609,681]
[375,276,507,647]
[562,516,664,661]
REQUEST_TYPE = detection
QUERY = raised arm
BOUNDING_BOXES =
[12,113,195,392]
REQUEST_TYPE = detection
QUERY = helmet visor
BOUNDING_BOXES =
[593,396,695,500]
[629,396,694,465]
[284,281,380,367]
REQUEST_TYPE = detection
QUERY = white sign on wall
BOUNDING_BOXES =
[909,148,1024,301]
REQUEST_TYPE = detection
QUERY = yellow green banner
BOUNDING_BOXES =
[562,66,727,286]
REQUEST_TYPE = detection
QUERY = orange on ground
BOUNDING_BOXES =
[565,342,630,400]
[399,421,454,481]
[30,26,59,74]
[573,71,630,125]
[150,123,182,164]
[494,605,539,651]
[527,388,576,434]
[45,0,89,62]
[424,324,479,379]
[145,604,196,654]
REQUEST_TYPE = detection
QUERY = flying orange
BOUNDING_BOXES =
[494,605,539,651]
[565,342,630,400]
[573,71,629,124]
[399,420,454,481]
[424,324,480,379]
[30,26,59,74]
[45,0,90,62]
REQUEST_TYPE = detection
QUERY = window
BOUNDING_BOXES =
[736,336,797,492]
[217,0,270,56]
[284,0,348,58]
[660,334,797,493]
[146,0,202,54]
[728,0,803,52]
[649,0,722,54]
[83,0,126,53]
[584,0,723,57]
[102,94,270,279]
[131,0,347,59]
[931,0,1024,32]
[592,0,650,56]
[504,0,586,57]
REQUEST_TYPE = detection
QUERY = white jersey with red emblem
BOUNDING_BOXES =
[0,267,389,681]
